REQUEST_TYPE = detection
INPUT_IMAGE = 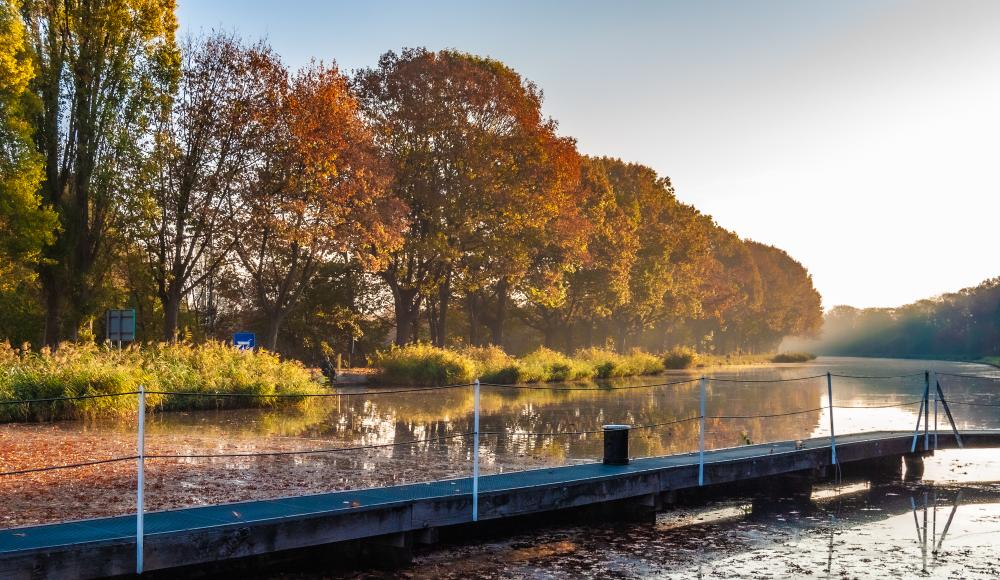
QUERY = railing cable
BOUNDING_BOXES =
[0,456,139,477]
[145,432,473,460]
[478,378,699,391]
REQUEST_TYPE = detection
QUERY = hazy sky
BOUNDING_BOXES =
[178,0,1000,310]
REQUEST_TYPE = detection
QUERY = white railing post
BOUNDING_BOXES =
[136,384,146,575]
[827,372,837,465]
[933,376,939,450]
[698,376,706,486]
[472,379,480,522]
[924,371,931,451]
[910,396,924,453]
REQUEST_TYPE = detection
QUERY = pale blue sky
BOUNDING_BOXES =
[178,1,1000,309]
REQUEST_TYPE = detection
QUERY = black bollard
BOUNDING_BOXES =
[603,424,631,465]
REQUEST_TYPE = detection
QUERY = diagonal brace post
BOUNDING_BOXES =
[935,380,963,449]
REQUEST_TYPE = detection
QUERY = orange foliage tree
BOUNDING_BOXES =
[355,48,584,347]
[236,60,405,350]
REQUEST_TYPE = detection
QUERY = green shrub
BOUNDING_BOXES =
[516,347,594,382]
[573,348,664,378]
[771,352,817,363]
[372,343,478,386]
[573,347,624,378]
[663,346,699,369]
[0,341,324,421]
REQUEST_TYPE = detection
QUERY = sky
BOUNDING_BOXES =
[178,0,1000,310]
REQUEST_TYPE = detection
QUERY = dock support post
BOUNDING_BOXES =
[924,371,931,451]
[910,396,924,453]
[698,376,706,486]
[933,384,939,450]
[827,372,837,465]
[472,379,480,522]
[136,384,145,575]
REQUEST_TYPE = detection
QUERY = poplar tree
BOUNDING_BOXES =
[22,0,179,344]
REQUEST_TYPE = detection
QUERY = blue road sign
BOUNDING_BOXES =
[233,332,255,350]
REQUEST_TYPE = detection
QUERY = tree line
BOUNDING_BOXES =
[791,278,1000,359]
[0,0,822,362]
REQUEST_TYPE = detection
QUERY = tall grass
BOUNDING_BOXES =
[0,341,325,422]
[510,347,595,383]
[371,344,819,386]
[575,347,664,378]
[375,344,660,385]
[663,346,699,369]
[770,352,817,363]
[372,343,478,386]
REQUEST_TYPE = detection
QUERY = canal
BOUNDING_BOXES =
[1,356,999,577]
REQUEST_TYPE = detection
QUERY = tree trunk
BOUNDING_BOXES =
[542,326,557,348]
[616,321,629,352]
[391,286,421,346]
[264,311,285,351]
[40,269,62,347]
[434,272,451,347]
[426,299,439,346]
[488,279,508,347]
[162,285,183,342]
[466,292,482,346]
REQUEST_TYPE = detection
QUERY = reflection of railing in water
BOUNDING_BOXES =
[911,489,963,573]
[1,369,999,574]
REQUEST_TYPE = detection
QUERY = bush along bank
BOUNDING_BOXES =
[0,341,326,422]
[372,344,819,385]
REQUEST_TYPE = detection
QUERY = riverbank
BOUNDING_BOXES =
[980,356,1000,368]
[371,344,815,386]
[0,342,325,422]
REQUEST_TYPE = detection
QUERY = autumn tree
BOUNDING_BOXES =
[354,48,579,347]
[1,0,55,287]
[743,241,822,351]
[592,158,709,350]
[22,0,179,345]
[237,61,404,351]
[129,34,275,341]
[670,222,763,353]
[518,157,631,349]
[0,0,57,341]
[464,123,585,347]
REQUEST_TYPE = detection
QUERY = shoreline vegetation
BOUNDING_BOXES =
[0,342,819,420]
[0,342,324,422]
[371,343,817,386]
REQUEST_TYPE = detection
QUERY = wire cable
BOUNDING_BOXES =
[709,407,826,419]
[0,383,477,407]
[705,374,828,383]
[834,399,923,409]
[148,383,475,398]
[935,372,1000,380]
[145,432,473,460]
[479,378,699,391]
[482,416,703,437]
[943,399,1000,408]
[0,456,139,477]
[829,372,927,380]
[0,392,140,406]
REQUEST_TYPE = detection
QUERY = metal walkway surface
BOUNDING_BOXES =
[2,429,998,579]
